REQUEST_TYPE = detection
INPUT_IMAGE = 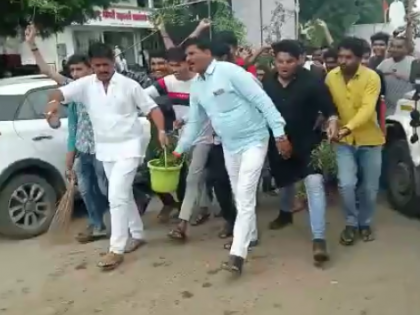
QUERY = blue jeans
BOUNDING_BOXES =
[279,174,326,239]
[74,152,108,229]
[335,144,382,227]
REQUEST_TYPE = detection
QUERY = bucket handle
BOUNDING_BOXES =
[163,145,167,168]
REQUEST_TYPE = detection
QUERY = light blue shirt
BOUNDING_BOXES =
[175,60,286,154]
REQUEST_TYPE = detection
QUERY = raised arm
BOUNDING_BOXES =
[25,24,68,85]
[229,64,286,138]
[157,19,211,49]
[174,94,207,155]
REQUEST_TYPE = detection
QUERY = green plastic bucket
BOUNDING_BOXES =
[147,159,182,193]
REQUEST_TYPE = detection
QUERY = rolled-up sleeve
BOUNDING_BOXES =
[229,64,286,138]
[59,76,89,104]
[133,84,158,115]
[175,92,207,154]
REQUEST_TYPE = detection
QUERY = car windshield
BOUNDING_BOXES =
[0,95,24,121]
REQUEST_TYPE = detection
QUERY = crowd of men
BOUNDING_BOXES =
[25,21,414,275]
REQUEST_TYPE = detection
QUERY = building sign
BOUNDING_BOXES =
[84,8,153,28]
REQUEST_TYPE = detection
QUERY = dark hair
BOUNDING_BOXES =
[149,50,167,60]
[66,54,90,67]
[361,39,371,54]
[88,42,114,60]
[214,30,238,48]
[210,40,231,58]
[166,47,186,62]
[323,48,338,60]
[182,37,212,52]
[370,32,390,45]
[272,40,301,59]
[337,37,365,58]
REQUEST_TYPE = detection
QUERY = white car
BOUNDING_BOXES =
[0,75,151,239]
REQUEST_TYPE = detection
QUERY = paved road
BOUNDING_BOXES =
[1,195,420,315]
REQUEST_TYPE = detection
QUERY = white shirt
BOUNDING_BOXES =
[145,74,213,145]
[60,72,157,162]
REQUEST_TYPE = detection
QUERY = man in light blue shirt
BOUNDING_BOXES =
[173,37,291,275]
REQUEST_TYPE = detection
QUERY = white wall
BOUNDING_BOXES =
[19,30,74,68]
[232,0,297,47]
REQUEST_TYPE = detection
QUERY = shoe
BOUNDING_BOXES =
[312,239,329,263]
[269,210,293,230]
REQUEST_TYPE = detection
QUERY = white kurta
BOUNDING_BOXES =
[60,72,158,253]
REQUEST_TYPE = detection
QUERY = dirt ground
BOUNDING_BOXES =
[1,195,420,315]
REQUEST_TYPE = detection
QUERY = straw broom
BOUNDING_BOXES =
[48,177,76,236]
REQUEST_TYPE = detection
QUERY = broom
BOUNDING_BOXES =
[48,177,76,236]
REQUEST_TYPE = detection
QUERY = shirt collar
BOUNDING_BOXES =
[334,64,363,79]
[95,71,119,84]
[199,59,217,80]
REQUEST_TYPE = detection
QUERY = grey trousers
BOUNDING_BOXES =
[178,143,212,222]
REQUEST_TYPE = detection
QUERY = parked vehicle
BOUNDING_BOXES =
[385,89,420,217]
[0,75,152,239]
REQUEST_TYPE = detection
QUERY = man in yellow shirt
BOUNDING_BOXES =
[325,37,385,245]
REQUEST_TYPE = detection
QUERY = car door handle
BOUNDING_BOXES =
[32,135,53,141]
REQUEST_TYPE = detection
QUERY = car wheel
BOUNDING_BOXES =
[0,174,57,239]
[386,139,420,217]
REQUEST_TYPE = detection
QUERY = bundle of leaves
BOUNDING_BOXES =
[296,140,337,199]
[148,133,184,168]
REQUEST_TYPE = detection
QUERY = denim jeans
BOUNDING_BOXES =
[279,174,326,239]
[74,152,108,229]
[335,144,382,227]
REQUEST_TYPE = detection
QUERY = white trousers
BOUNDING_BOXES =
[224,140,268,259]
[103,158,142,254]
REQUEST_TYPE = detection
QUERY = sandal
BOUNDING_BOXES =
[168,227,187,241]
[221,255,244,275]
[124,238,147,253]
[359,226,375,242]
[190,211,211,226]
[157,205,174,223]
[97,252,124,271]
[223,239,259,250]
[340,226,358,246]
[218,224,233,239]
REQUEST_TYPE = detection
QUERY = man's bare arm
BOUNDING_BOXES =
[157,19,211,49]
[25,24,68,85]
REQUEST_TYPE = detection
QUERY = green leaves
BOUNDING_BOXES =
[0,0,112,36]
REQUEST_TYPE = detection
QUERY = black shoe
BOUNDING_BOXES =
[269,210,293,230]
[221,255,244,275]
[312,239,329,263]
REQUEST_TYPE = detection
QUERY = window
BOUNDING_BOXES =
[0,95,23,121]
[17,88,67,121]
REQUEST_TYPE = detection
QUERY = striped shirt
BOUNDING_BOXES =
[145,74,213,145]
[175,60,286,154]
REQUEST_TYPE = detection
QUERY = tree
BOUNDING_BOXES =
[0,0,113,37]
[151,0,246,44]
[299,0,387,45]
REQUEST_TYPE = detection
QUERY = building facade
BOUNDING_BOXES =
[18,0,159,70]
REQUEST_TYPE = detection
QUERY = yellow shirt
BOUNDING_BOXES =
[325,66,385,146]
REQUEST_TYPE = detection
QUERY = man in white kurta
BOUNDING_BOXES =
[47,43,167,270]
